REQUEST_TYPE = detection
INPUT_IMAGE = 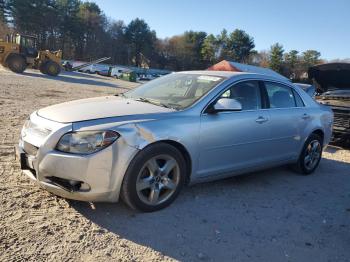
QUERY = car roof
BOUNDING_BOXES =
[178,70,292,84]
[295,83,312,87]
[179,70,244,77]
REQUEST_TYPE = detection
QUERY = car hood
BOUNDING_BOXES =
[37,96,174,123]
[308,63,350,94]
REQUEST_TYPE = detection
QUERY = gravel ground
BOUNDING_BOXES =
[0,68,349,262]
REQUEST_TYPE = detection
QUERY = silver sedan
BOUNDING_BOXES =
[17,71,333,211]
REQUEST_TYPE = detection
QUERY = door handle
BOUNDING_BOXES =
[302,113,310,120]
[256,116,268,124]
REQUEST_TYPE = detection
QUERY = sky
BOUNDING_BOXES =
[93,0,350,60]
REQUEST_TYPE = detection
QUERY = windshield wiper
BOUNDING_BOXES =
[115,92,126,97]
[157,102,178,110]
[135,97,154,103]
[135,97,177,110]
[162,102,181,110]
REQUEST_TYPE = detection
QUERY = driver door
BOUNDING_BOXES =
[197,80,271,178]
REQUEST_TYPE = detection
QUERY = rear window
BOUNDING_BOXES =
[264,82,296,108]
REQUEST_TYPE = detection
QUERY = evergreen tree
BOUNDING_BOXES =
[269,43,284,73]
[302,50,321,67]
[1,0,324,72]
[201,34,218,65]
[56,0,80,58]
[125,18,156,66]
[0,0,7,22]
[284,50,299,79]
[216,29,229,60]
[7,0,58,48]
[227,29,255,63]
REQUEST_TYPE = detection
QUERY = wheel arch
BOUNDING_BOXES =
[142,140,193,184]
[310,128,324,144]
[298,128,325,157]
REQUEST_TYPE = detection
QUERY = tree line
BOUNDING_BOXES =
[1,0,322,80]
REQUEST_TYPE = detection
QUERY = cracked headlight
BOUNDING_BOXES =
[56,131,119,154]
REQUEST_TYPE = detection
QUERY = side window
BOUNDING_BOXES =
[265,82,296,108]
[220,81,261,110]
[292,89,305,107]
[221,89,231,98]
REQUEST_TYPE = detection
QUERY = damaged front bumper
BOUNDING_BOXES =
[16,136,139,203]
[16,139,136,202]
[16,142,119,202]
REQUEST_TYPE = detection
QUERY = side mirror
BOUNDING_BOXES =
[210,98,242,113]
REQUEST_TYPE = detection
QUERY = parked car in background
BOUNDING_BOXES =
[309,63,350,141]
[97,68,110,77]
[16,71,333,212]
[110,67,127,78]
[61,60,73,71]
[80,64,109,74]
[139,74,156,81]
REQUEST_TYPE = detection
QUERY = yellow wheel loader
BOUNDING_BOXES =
[0,34,62,76]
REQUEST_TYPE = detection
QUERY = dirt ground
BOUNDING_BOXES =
[0,68,349,262]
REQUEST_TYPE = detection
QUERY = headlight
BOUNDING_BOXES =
[56,131,119,154]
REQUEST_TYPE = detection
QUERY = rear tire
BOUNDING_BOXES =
[121,143,186,212]
[7,55,27,73]
[293,133,323,175]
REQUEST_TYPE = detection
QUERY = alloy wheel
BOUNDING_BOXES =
[304,139,322,170]
[136,154,180,206]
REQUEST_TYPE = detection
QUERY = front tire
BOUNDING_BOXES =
[294,134,323,175]
[121,143,186,212]
[43,61,61,76]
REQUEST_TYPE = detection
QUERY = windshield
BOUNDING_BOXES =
[19,36,36,48]
[124,73,225,110]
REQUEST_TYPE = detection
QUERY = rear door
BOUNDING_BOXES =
[263,81,310,161]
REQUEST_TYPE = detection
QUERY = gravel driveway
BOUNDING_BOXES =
[0,68,349,262]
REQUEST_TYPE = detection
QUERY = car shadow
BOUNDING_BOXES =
[66,71,107,80]
[70,157,350,261]
[330,140,350,150]
[325,145,343,153]
[22,71,119,88]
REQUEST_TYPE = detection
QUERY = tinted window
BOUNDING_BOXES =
[292,89,305,107]
[221,81,261,110]
[265,82,296,108]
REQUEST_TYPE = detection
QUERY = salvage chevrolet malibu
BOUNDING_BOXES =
[16,71,333,211]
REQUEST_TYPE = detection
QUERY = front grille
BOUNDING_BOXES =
[23,141,38,156]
